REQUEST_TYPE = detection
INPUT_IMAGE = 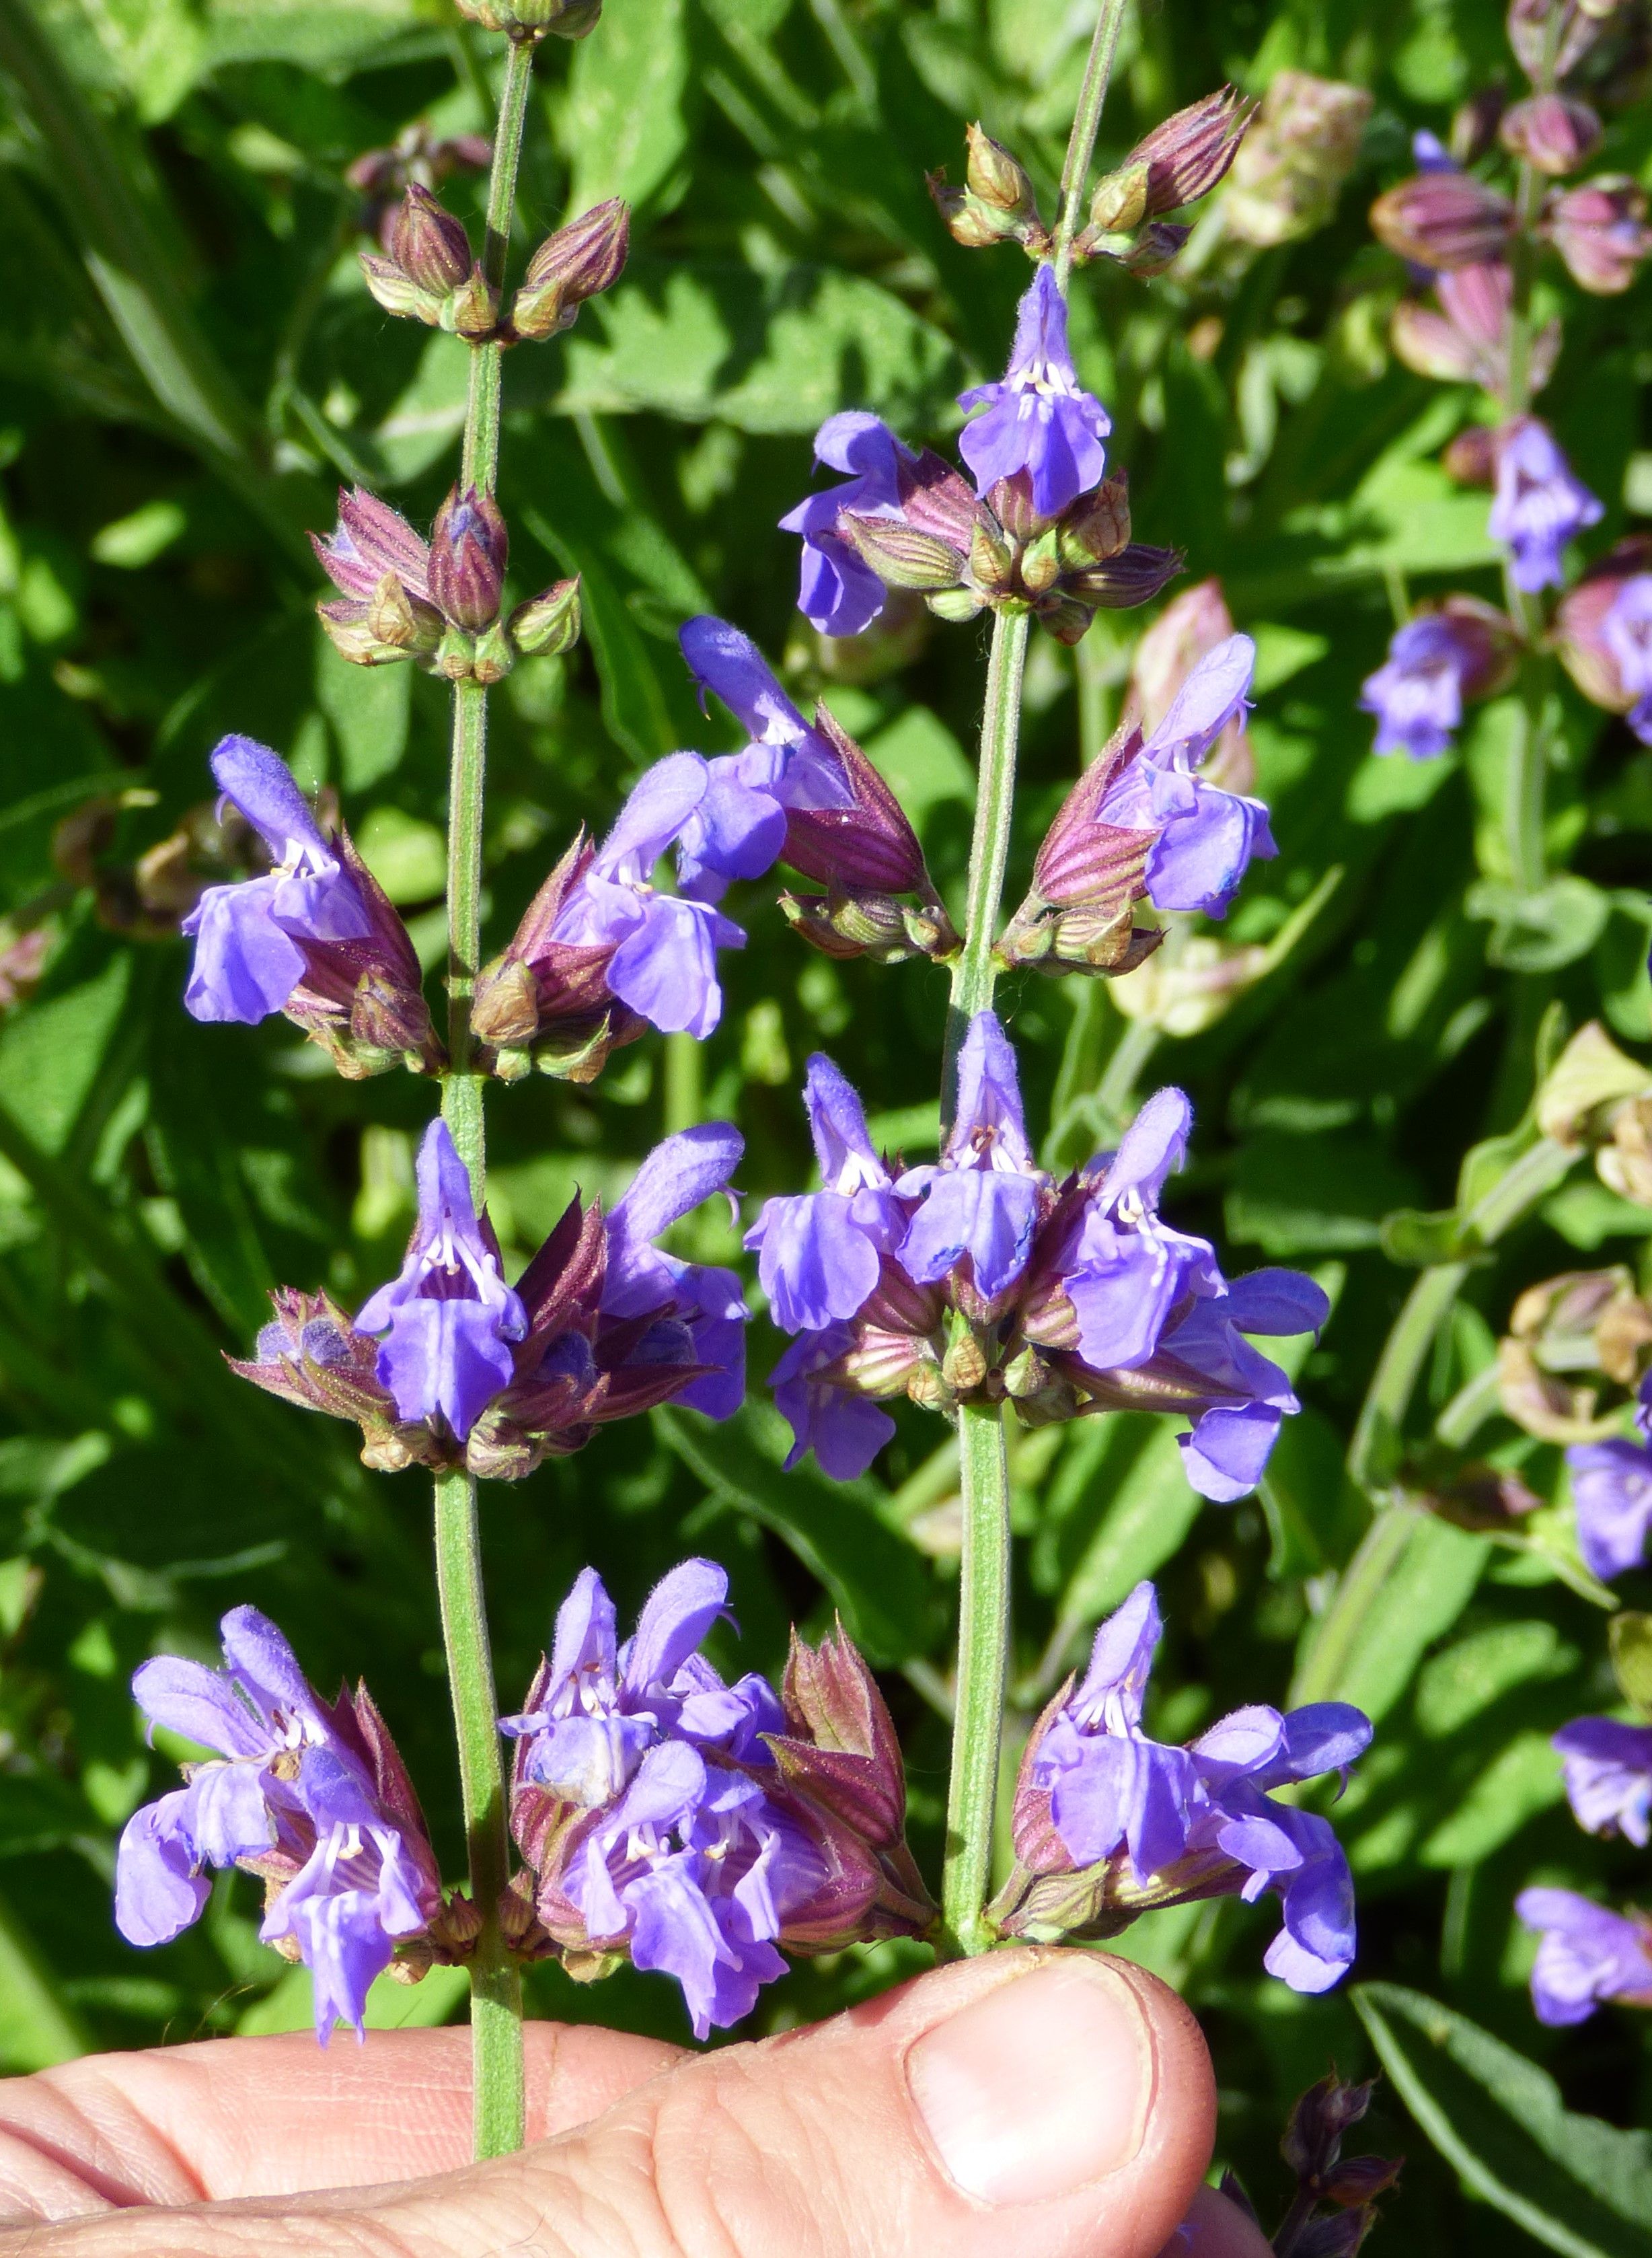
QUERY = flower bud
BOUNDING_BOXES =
[1223,73,1372,248]
[1056,474,1131,567]
[1554,535,1652,711]
[927,176,1011,248]
[837,511,967,592]
[509,577,582,658]
[1033,593,1097,646]
[1500,91,1602,174]
[1282,2072,1374,2182]
[1063,542,1183,610]
[429,486,508,632]
[1545,176,1652,295]
[1536,1020,1652,1148]
[390,184,472,293]
[1369,172,1516,269]
[511,198,630,340]
[782,703,934,896]
[1508,0,1612,84]
[453,0,602,34]
[1443,423,1500,486]
[966,121,1037,217]
[1098,85,1256,227]
[927,585,987,622]
[447,264,502,342]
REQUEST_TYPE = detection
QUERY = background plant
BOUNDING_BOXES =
[1,0,1651,2247]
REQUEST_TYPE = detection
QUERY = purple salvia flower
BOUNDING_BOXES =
[600,1124,748,1420]
[500,1560,747,1805]
[745,1056,907,1333]
[1360,616,1472,759]
[1604,575,1652,745]
[1059,1088,1218,1371]
[770,1324,899,1480]
[1015,1582,1370,1992]
[1184,1702,1372,1993]
[899,1012,1048,1303]
[1095,636,1277,917]
[182,737,373,1024]
[956,266,1112,520]
[114,1607,440,2041]
[1030,1583,1199,1883]
[506,1560,831,2038]
[551,754,747,1037]
[1566,1430,1652,1579]
[1489,417,1603,593]
[1554,1717,1652,1847]
[779,412,918,637]
[1517,1887,1652,2025]
[355,1119,527,1440]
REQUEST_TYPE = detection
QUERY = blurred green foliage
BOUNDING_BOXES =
[0,0,1650,2243]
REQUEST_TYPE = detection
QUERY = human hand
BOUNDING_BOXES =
[0,1949,1271,2257]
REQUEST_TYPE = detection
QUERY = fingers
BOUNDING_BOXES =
[0,2019,681,2220]
[359,1944,1217,2258]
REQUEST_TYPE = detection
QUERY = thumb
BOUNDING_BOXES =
[367,1946,1218,2258]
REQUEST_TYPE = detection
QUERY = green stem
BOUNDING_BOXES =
[1347,1263,1470,1497]
[942,608,1030,1112]
[434,1467,523,2159]
[941,1399,1013,1956]
[461,33,538,495]
[1051,0,1131,286]
[433,27,539,2162]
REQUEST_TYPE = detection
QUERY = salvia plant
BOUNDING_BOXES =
[5,0,1652,2241]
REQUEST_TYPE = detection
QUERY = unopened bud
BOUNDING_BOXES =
[780,888,934,963]
[509,577,582,657]
[1064,542,1184,610]
[429,485,508,632]
[1443,424,1499,486]
[942,1329,989,1393]
[390,184,472,294]
[453,0,602,33]
[511,198,630,340]
[472,620,514,686]
[1223,73,1372,248]
[359,250,443,325]
[966,122,1036,217]
[1369,172,1515,269]
[1090,161,1150,235]
[1109,85,1256,221]
[1020,527,1063,596]
[927,585,987,622]
[367,570,443,654]
[1035,593,1096,646]
[839,513,967,591]
[1058,474,1131,566]
[447,263,501,340]
[1545,176,1652,295]
[926,177,1010,249]
[1501,92,1602,175]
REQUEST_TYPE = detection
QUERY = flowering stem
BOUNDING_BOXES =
[434,1465,523,2159]
[461,32,537,495]
[1051,0,1131,287]
[940,1397,1013,1956]
[433,26,539,2163]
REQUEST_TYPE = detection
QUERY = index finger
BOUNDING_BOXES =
[0,2020,682,2222]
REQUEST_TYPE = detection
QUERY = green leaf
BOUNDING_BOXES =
[1046,1418,1205,1636]
[238,1959,467,2037]
[655,1403,932,1665]
[1353,1983,1652,2258]
[561,0,690,213]
[0,1884,88,2070]
[317,634,411,795]
[0,945,131,1157]
[1468,876,1610,974]
[1291,1508,1489,1717]
[550,260,969,434]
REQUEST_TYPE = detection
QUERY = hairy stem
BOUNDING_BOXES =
[435,28,539,2162]
[1052,0,1131,285]
[434,1466,523,2158]
[942,608,1030,1112]
[941,1398,1013,1955]
[461,33,537,495]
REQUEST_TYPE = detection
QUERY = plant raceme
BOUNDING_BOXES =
[116,0,1400,2153]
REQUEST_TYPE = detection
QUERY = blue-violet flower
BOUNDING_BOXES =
[956,266,1112,521]
[114,1607,441,2041]
[1517,1887,1652,2025]
[1489,417,1603,593]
